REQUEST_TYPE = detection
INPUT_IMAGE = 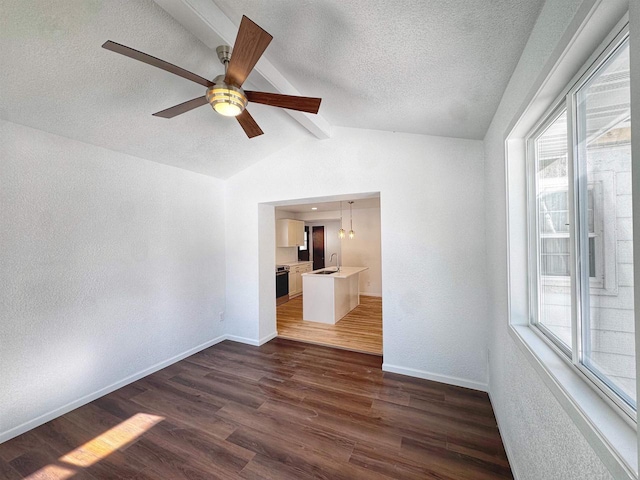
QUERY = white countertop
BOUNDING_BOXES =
[302,266,368,278]
[279,261,312,266]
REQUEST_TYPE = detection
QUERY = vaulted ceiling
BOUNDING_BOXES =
[0,0,545,178]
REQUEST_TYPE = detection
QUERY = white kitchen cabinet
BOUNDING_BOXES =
[276,219,305,247]
[288,262,312,298]
[289,266,302,297]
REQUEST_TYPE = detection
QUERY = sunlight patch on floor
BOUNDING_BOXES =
[24,464,76,480]
[25,413,164,479]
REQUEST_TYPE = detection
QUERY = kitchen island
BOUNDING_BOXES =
[301,266,368,324]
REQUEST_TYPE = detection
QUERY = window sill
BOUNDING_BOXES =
[509,324,637,479]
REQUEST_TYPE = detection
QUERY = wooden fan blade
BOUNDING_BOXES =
[224,16,273,87]
[236,109,264,138]
[245,91,321,114]
[152,96,208,118]
[102,40,213,88]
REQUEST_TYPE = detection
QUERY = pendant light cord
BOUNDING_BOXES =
[348,201,355,239]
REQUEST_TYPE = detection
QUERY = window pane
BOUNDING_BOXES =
[541,238,570,276]
[534,110,572,348]
[576,38,635,408]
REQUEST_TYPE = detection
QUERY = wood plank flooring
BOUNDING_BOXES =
[277,295,383,354]
[0,339,512,479]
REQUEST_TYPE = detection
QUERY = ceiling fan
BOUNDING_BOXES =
[102,15,321,138]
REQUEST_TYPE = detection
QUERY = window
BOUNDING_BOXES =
[527,29,635,416]
[539,188,597,278]
[299,229,308,251]
[538,174,614,290]
[297,226,310,261]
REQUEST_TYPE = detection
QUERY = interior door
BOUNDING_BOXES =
[312,226,325,270]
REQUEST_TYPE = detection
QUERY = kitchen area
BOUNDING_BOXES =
[274,197,382,354]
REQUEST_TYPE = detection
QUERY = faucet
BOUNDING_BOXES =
[330,253,340,271]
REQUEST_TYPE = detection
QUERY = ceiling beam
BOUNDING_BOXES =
[152,0,332,139]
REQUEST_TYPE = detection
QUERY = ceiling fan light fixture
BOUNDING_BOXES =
[206,80,247,117]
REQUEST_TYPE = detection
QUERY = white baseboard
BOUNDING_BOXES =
[0,335,227,444]
[225,334,260,346]
[258,331,278,345]
[225,332,278,346]
[488,390,520,480]
[382,363,488,392]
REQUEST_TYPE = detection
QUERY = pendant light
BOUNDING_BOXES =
[348,201,355,239]
[338,201,346,239]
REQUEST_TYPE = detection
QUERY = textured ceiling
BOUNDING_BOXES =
[0,0,545,179]
[0,0,308,178]
[212,0,545,140]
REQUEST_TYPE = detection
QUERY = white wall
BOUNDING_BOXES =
[0,119,227,441]
[340,207,382,297]
[225,127,489,390]
[483,0,634,478]
[298,208,382,296]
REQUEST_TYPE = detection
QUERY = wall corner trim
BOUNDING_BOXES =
[259,332,278,345]
[382,363,488,392]
[0,335,227,444]
[226,332,277,346]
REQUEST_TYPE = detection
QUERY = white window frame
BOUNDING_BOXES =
[525,24,634,421]
[537,176,615,292]
[506,6,636,477]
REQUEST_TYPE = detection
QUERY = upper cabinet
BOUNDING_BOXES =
[276,219,305,247]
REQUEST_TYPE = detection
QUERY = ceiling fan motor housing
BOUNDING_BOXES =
[216,45,232,65]
[206,75,248,117]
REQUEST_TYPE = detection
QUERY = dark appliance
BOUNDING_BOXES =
[276,265,290,305]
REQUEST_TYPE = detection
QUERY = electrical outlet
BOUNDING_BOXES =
[367,281,371,287]
[219,311,224,322]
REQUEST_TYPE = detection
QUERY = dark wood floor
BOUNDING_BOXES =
[0,339,512,479]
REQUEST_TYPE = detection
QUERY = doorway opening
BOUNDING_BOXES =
[273,194,382,355]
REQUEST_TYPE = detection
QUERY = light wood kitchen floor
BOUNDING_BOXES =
[276,295,382,355]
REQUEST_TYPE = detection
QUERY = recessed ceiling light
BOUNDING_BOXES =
[311,207,318,210]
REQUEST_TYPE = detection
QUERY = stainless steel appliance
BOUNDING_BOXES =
[276,265,290,305]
